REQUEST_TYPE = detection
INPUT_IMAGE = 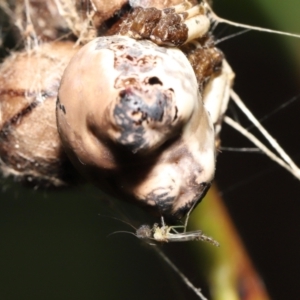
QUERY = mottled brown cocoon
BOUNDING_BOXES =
[57,36,215,219]
[0,41,80,187]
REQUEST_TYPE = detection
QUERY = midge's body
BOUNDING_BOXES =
[115,217,220,245]
[135,223,219,245]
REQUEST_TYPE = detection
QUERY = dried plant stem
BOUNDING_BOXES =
[225,89,300,180]
[224,116,300,178]
[230,90,299,170]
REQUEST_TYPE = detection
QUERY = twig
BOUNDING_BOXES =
[224,116,300,179]
[229,89,300,179]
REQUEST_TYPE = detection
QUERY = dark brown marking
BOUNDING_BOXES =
[148,76,162,85]
[0,88,54,137]
[0,101,40,138]
[173,106,178,122]
[58,103,66,114]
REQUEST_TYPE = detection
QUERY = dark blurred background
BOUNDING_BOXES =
[0,0,300,299]
[213,0,300,299]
